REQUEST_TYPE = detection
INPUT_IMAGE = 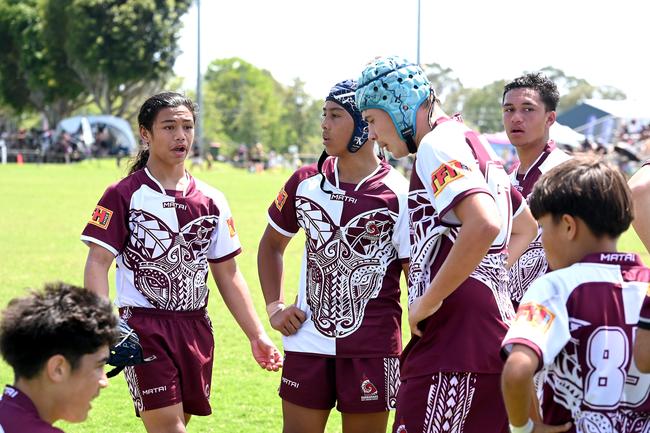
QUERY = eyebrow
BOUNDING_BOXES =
[323,107,345,112]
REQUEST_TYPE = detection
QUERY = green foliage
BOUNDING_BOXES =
[202,58,323,154]
[460,80,508,133]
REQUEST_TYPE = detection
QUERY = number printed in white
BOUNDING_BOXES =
[584,326,628,409]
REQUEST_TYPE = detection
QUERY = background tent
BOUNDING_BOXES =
[56,115,137,154]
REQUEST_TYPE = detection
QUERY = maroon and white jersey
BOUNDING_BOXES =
[0,386,64,433]
[402,116,525,379]
[268,158,409,358]
[503,253,650,430]
[639,294,650,330]
[81,168,241,311]
[508,141,571,304]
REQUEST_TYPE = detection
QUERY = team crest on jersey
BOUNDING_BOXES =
[363,221,380,242]
[226,217,236,237]
[395,424,408,433]
[275,187,288,211]
[360,376,379,401]
[89,205,113,229]
[431,160,467,197]
[514,302,555,332]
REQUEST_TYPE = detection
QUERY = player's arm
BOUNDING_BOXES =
[629,165,650,253]
[502,345,571,433]
[635,328,650,373]
[257,224,306,336]
[83,243,115,299]
[409,192,500,335]
[210,257,282,371]
[506,206,538,270]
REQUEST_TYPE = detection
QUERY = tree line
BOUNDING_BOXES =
[0,0,625,156]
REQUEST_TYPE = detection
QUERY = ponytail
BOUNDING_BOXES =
[127,148,149,176]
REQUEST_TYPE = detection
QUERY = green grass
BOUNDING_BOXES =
[0,160,648,432]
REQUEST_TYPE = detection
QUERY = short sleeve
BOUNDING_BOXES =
[502,277,571,369]
[207,193,242,262]
[267,170,303,237]
[80,183,129,256]
[510,184,526,219]
[415,137,492,225]
[392,193,411,260]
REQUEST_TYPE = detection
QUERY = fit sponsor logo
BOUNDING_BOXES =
[514,302,555,332]
[281,377,300,389]
[431,160,467,197]
[600,253,636,262]
[360,376,378,402]
[330,193,358,204]
[89,205,113,229]
[142,385,167,396]
[163,201,187,211]
[275,187,288,211]
[227,217,236,237]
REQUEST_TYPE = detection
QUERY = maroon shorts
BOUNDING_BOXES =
[120,307,214,416]
[392,372,508,433]
[279,352,400,413]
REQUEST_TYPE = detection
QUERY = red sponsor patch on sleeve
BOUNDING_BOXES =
[514,302,555,333]
[431,160,466,197]
[88,205,113,230]
[226,217,236,237]
[275,187,288,211]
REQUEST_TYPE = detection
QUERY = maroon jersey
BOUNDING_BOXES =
[0,386,64,433]
[402,116,525,379]
[508,141,571,303]
[503,253,650,430]
[268,158,410,357]
[81,168,241,311]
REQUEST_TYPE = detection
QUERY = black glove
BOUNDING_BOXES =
[106,319,146,378]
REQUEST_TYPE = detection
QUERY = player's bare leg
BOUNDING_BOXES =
[342,411,389,433]
[282,400,330,433]
[140,403,188,433]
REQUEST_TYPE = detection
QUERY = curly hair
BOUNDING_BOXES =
[502,72,560,112]
[0,282,118,379]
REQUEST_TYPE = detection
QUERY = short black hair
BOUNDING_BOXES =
[0,282,118,379]
[529,156,633,238]
[502,72,560,112]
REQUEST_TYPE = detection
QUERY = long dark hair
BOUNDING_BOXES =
[127,92,198,175]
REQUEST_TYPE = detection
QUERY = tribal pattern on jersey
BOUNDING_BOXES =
[406,188,445,306]
[469,252,515,322]
[384,357,400,410]
[423,372,476,433]
[508,235,547,303]
[297,196,398,337]
[123,209,217,310]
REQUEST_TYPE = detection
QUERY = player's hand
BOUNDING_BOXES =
[532,421,572,432]
[408,296,442,337]
[269,304,307,336]
[250,333,283,372]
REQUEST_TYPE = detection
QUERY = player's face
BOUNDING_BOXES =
[142,105,195,168]
[538,214,570,271]
[364,108,409,158]
[59,345,109,423]
[502,88,555,151]
[321,101,354,157]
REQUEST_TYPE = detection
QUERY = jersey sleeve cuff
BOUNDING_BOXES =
[501,337,544,372]
[208,248,242,263]
[267,216,298,238]
[639,317,650,330]
[438,188,492,223]
[80,236,119,256]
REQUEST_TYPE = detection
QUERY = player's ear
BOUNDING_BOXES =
[561,214,577,240]
[45,354,71,383]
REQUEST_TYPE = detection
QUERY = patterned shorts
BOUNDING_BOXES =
[392,372,508,433]
[279,352,400,413]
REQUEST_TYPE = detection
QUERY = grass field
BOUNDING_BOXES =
[0,160,648,432]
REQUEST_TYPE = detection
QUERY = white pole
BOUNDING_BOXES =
[416,0,421,65]
[195,0,203,156]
